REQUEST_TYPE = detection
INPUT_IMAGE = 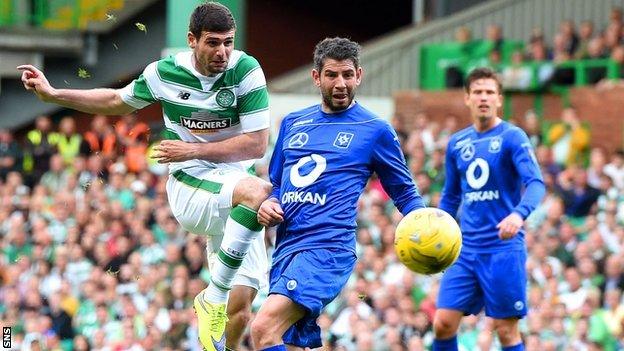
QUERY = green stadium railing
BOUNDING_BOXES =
[419,40,525,90]
[420,40,623,92]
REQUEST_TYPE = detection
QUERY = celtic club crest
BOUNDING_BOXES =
[215,89,235,107]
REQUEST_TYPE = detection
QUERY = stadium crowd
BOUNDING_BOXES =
[2,12,624,351]
[1,105,623,351]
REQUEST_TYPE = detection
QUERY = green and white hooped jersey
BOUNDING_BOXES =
[119,50,269,173]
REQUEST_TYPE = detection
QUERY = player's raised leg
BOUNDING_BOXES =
[194,175,271,350]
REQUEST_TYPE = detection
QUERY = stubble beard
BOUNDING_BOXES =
[322,90,354,112]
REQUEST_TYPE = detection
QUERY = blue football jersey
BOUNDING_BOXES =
[439,121,545,253]
[268,102,424,262]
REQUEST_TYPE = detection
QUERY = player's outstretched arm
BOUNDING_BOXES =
[18,65,136,116]
[257,198,284,227]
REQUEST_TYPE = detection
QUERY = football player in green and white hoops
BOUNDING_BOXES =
[19,3,271,351]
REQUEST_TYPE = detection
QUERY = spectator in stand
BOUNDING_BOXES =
[584,37,608,60]
[586,148,607,189]
[45,291,74,342]
[609,6,623,26]
[558,20,579,56]
[56,116,83,166]
[551,33,576,85]
[115,113,150,174]
[603,149,624,190]
[23,115,57,186]
[521,110,543,148]
[455,26,472,43]
[575,20,596,59]
[82,114,118,160]
[555,166,602,218]
[435,114,458,150]
[485,24,504,52]
[526,33,552,61]
[548,107,590,167]
[501,50,533,90]
[0,128,22,181]
[604,22,622,55]
[525,34,556,85]
[600,255,624,295]
[39,154,69,194]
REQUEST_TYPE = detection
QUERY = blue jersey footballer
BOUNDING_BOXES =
[433,68,546,351]
[250,37,425,351]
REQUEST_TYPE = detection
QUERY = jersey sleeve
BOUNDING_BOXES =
[236,55,270,133]
[371,123,425,215]
[439,136,462,217]
[268,117,288,200]
[118,61,159,109]
[508,128,546,219]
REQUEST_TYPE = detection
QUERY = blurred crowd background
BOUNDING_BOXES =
[2,9,624,351]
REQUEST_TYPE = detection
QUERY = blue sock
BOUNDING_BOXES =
[502,343,524,351]
[432,335,458,351]
[260,345,287,351]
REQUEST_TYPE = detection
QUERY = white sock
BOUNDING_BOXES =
[203,204,262,304]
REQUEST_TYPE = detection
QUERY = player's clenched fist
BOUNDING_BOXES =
[17,65,55,102]
[257,198,283,227]
[496,212,524,240]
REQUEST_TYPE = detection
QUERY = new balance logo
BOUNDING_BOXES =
[178,91,191,100]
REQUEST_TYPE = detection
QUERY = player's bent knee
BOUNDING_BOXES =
[250,313,273,344]
[433,314,460,338]
[233,177,272,209]
[493,320,520,345]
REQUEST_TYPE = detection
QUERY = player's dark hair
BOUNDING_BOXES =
[313,37,361,72]
[189,2,236,38]
[464,67,502,94]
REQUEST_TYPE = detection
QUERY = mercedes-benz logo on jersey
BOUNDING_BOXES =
[489,136,502,153]
[466,158,489,189]
[460,143,475,161]
[290,154,326,187]
[288,132,309,149]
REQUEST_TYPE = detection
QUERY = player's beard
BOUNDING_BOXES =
[321,89,355,112]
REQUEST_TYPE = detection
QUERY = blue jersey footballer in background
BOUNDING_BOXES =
[433,68,545,351]
[250,37,425,351]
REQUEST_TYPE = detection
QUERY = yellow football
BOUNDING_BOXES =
[394,207,462,274]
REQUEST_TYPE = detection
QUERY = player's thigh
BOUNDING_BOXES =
[166,171,222,236]
[166,168,251,235]
[478,250,528,318]
[437,253,483,315]
[269,248,357,318]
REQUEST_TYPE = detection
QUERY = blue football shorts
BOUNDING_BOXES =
[269,247,356,348]
[437,249,528,319]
